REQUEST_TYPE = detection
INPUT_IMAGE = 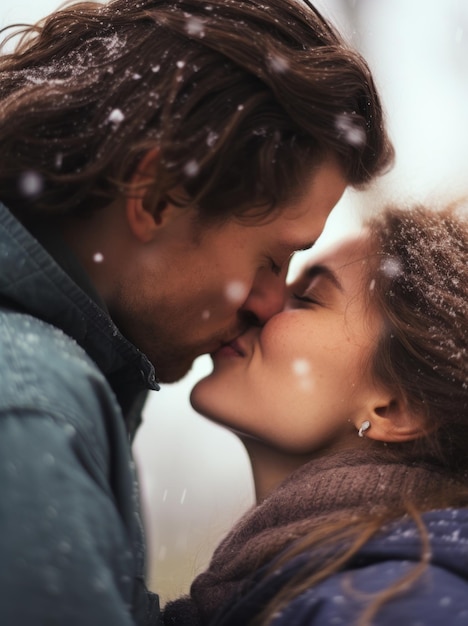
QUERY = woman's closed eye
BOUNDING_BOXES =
[291,292,322,306]
[289,263,341,308]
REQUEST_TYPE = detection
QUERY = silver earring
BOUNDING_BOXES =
[358,420,371,438]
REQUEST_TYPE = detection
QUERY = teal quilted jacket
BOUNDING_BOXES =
[0,202,160,625]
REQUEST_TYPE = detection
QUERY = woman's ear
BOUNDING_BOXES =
[357,394,426,443]
[125,148,170,243]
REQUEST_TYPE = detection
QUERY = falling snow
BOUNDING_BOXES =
[183,159,200,177]
[224,281,248,304]
[292,358,313,391]
[268,53,289,73]
[206,131,219,147]
[107,108,125,125]
[380,257,403,279]
[185,16,205,37]
[292,358,310,377]
[18,171,43,197]
[335,112,366,148]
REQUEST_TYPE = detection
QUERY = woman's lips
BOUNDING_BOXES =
[212,339,245,359]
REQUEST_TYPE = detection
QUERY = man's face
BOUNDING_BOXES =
[112,158,348,382]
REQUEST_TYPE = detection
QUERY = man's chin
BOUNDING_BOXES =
[156,358,194,384]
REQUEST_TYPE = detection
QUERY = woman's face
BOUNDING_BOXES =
[190,233,385,455]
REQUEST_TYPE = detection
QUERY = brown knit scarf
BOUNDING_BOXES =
[163,448,459,625]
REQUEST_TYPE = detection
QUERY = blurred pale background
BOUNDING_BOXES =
[2,0,468,605]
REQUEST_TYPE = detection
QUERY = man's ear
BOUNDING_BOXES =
[357,393,426,443]
[125,148,170,243]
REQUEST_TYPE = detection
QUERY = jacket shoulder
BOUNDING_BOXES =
[0,308,121,450]
[270,560,468,626]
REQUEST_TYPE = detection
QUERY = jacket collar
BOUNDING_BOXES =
[0,202,159,434]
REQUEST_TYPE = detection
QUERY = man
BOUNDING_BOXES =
[0,0,393,624]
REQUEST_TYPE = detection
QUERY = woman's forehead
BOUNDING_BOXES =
[294,231,371,280]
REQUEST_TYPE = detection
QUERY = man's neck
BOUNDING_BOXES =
[27,217,108,310]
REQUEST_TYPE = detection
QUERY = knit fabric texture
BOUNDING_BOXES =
[163,448,461,625]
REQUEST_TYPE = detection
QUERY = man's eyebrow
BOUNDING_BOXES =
[304,264,343,292]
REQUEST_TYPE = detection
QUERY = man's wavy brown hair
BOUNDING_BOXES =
[0,0,393,222]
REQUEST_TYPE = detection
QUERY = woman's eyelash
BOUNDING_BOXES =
[292,292,321,305]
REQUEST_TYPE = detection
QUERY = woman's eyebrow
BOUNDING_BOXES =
[304,264,343,292]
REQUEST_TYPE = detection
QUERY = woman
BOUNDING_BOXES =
[164,202,468,626]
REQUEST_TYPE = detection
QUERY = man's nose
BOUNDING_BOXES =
[239,271,287,325]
